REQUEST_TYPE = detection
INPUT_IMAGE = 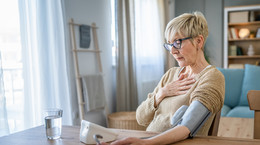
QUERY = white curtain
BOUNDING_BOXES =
[18,0,73,128]
[115,0,165,111]
[0,51,9,136]
[135,0,165,103]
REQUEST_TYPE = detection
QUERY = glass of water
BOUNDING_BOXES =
[44,108,63,140]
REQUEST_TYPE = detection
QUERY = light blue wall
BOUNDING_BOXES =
[63,0,114,126]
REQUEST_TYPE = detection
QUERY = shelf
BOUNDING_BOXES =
[228,55,260,59]
[228,21,260,26]
[224,5,260,68]
[228,38,260,41]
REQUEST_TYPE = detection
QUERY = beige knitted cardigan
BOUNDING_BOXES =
[136,66,225,136]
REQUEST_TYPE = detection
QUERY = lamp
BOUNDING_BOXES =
[239,28,250,39]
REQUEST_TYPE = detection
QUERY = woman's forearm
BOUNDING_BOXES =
[146,126,190,145]
[136,94,157,126]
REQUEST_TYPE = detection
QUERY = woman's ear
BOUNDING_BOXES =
[196,35,204,49]
[197,38,201,44]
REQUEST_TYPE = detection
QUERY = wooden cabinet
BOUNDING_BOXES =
[224,5,260,68]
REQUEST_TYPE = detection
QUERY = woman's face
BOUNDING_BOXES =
[169,34,199,67]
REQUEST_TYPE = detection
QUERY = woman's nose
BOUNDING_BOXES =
[171,47,179,54]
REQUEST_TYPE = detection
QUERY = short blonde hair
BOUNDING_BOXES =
[165,11,208,49]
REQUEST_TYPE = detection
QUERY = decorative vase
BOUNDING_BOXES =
[250,11,255,22]
[247,44,255,56]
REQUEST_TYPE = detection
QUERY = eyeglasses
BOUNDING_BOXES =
[163,37,192,51]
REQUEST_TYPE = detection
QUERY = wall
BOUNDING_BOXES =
[224,0,260,7]
[63,0,114,126]
[174,0,223,67]
[174,0,260,67]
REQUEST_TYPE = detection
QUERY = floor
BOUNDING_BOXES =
[217,117,254,139]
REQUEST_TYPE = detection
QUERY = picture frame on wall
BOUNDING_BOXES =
[256,28,260,38]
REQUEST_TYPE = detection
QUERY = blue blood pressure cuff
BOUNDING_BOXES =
[170,101,211,137]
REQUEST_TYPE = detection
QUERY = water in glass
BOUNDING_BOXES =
[45,115,62,139]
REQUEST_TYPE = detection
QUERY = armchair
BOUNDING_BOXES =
[247,90,260,139]
[217,64,260,118]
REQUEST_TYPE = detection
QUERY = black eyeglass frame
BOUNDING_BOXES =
[164,37,192,51]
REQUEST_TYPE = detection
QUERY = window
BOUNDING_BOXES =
[0,0,25,134]
[111,0,116,66]
[110,0,164,104]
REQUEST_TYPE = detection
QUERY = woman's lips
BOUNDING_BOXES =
[176,57,183,60]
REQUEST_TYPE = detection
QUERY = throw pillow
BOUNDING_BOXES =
[217,67,244,108]
[239,64,260,106]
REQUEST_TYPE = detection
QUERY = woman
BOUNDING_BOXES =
[101,11,224,145]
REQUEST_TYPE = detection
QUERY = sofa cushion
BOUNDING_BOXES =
[226,106,254,118]
[217,68,244,108]
[221,104,231,117]
[239,64,260,106]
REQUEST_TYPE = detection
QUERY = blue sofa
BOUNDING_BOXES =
[217,64,260,118]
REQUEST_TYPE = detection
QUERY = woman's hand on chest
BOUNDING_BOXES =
[154,74,196,107]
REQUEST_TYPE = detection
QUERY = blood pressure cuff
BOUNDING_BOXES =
[170,100,211,137]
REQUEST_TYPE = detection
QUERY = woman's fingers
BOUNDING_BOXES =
[170,78,195,88]
[178,74,185,80]
[179,84,193,91]
[175,90,188,96]
[163,76,196,97]
[181,79,196,86]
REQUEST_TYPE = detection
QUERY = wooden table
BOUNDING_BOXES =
[0,125,260,145]
[218,117,254,139]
